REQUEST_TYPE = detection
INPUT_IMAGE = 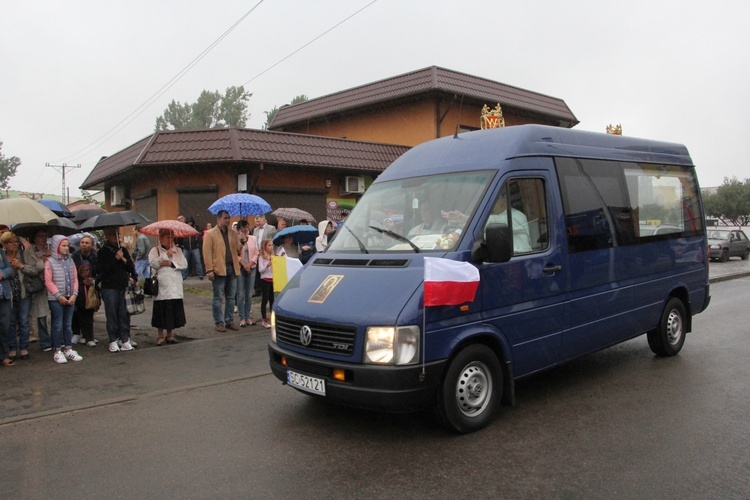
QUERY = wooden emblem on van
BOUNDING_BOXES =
[308,274,344,303]
[480,103,505,129]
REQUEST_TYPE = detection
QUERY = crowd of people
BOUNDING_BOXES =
[0,212,338,367]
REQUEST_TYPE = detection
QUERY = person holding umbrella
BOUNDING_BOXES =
[98,227,138,352]
[202,210,242,332]
[148,228,187,345]
[0,235,17,366]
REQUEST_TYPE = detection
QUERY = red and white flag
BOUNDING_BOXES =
[423,257,480,307]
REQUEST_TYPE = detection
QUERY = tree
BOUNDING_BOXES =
[155,86,252,131]
[703,177,750,226]
[263,94,309,130]
[0,141,21,190]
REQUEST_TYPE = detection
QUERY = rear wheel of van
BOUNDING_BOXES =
[437,344,502,433]
[647,297,687,356]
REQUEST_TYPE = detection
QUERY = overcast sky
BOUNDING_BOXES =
[2,0,748,198]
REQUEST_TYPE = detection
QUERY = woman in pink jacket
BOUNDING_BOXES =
[236,220,259,327]
[44,235,82,364]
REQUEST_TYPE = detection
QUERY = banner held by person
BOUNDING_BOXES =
[423,257,480,307]
[272,255,303,293]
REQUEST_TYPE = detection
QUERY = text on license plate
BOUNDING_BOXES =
[287,370,326,396]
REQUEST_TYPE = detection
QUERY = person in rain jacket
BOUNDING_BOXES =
[44,235,83,364]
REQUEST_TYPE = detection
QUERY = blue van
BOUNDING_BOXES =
[268,125,710,433]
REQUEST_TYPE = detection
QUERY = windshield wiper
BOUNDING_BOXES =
[368,225,420,253]
[344,224,369,254]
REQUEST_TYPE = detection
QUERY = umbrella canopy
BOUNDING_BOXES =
[273,225,319,246]
[208,193,272,217]
[38,199,74,218]
[79,210,150,230]
[12,217,80,239]
[71,205,108,223]
[139,220,200,238]
[0,198,58,227]
[272,207,317,225]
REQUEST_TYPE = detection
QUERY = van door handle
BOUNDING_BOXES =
[543,264,562,274]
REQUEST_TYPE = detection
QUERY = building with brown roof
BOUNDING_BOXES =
[81,66,577,232]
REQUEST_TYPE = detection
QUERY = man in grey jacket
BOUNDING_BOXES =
[132,227,151,282]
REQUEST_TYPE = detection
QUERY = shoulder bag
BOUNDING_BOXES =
[126,285,146,315]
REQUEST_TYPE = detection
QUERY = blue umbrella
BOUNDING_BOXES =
[208,193,272,217]
[38,198,74,218]
[273,225,318,246]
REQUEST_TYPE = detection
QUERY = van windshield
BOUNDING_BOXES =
[327,170,493,253]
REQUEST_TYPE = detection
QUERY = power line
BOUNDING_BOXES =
[53,0,265,165]
[242,0,379,86]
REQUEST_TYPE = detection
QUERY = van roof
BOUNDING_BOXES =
[377,124,693,181]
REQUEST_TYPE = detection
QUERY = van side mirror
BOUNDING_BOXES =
[471,223,512,263]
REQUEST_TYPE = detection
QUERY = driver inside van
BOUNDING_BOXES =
[407,200,447,236]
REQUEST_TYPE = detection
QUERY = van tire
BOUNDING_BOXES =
[437,344,502,433]
[647,297,687,357]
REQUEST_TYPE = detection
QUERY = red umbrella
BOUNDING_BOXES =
[138,220,200,238]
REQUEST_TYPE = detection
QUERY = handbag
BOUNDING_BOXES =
[143,271,159,297]
[23,273,46,295]
[85,286,101,310]
[125,285,146,315]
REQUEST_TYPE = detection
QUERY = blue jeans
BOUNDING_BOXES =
[212,267,237,326]
[183,247,204,279]
[101,288,130,343]
[135,259,151,281]
[9,296,31,351]
[237,267,256,321]
[48,300,75,350]
[0,299,10,360]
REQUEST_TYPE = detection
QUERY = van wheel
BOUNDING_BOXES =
[647,297,687,356]
[437,344,502,433]
[720,249,729,262]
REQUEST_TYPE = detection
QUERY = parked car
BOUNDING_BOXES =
[708,229,750,262]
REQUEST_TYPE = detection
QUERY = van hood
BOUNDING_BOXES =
[274,256,424,326]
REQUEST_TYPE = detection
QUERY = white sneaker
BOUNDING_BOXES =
[120,341,134,352]
[53,351,67,364]
[65,349,83,362]
[79,337,87,344]
[129,338,138,347]
[86,340,97,347]
[109,342,120,353]
[71,335,81,345]
[262,319,271,328]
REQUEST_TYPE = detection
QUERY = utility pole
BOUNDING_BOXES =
[45,162,80,204]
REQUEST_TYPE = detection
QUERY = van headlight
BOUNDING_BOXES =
[270,311,276,343]
[364,326,420,365]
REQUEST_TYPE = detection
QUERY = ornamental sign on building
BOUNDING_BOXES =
[480,103,505,129]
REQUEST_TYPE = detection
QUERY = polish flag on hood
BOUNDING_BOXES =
[423,257,480,307]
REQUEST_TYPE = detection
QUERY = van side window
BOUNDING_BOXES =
[486,178,548,255]
[556,157,704,252]
[556,158,616,252]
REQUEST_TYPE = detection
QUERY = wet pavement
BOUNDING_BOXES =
[1,259,748,424]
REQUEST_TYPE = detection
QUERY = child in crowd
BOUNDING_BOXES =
[257,238,275,328]
[44,235,82,364]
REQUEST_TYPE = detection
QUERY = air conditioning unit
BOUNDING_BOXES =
[342,176,365,194]
[111,185,125,206]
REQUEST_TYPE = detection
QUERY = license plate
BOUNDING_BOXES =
[287,370,326,396]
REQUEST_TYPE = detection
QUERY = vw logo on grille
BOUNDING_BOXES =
[299,325,313,346]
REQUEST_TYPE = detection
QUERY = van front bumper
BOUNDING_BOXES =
[268,343,447,413]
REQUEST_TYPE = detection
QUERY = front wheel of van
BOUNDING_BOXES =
[437,344,502,433]
[647,297,687,357]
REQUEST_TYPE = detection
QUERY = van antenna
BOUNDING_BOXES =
[453,95,465,138]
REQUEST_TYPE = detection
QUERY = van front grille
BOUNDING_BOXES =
[276,316,356,356]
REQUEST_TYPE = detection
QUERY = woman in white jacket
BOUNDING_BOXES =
[148,229,188,346]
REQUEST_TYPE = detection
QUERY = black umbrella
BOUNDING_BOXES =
[78,210,150,230]
[71,206,108,224]
[12,217,80,239]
